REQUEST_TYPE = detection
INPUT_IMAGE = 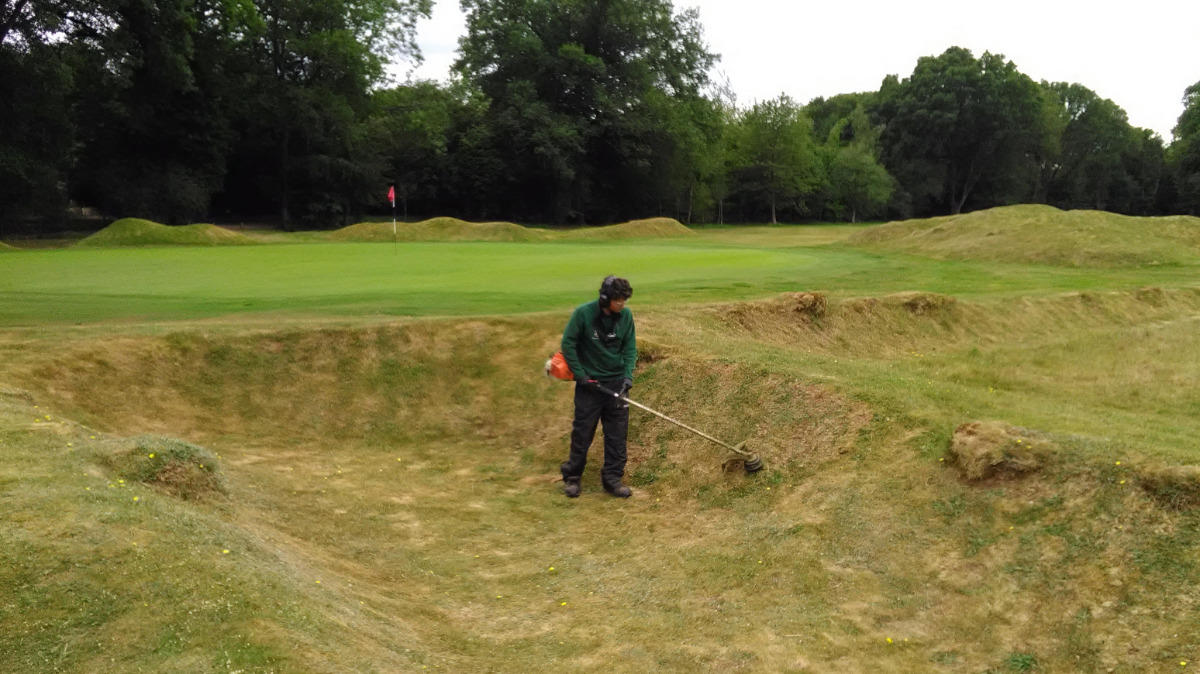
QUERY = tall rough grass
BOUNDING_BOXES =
[848,204,1200,266]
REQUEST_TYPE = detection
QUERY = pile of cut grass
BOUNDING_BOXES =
[100,435,227,500]
[331,216,693,243]
[76,218,256,247]
[847,204,1200,267]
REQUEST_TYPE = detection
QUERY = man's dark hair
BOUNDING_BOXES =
[599,275,633,307]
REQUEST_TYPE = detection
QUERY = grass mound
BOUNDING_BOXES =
[100,436,226,500]
[331,217,548,242]
[76,218,256,247]
[847,204,1200,266]
[558,217,694,240]
[0,241,16,251]
[948,421,1047,481]
[331,216,693,243]
[717,286,1200,360]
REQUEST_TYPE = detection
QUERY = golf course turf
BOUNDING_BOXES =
[1,208,1198,671]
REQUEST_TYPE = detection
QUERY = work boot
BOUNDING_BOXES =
[563,478,581,498]
[604,482,631,498]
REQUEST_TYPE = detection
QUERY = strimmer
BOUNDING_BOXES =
[592,383,764,473]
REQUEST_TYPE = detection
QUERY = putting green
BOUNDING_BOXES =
[4,237,1199,326]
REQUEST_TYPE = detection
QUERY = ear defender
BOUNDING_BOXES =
[599,275,618,308]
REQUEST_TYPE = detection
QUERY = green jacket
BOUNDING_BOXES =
[561,299,637,382]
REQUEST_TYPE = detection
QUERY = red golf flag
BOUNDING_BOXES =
[387,185,395,206]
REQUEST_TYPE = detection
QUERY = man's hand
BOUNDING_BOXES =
[620,378,633,396]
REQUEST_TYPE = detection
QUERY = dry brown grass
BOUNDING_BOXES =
[1140,465,1200,509]
[711,286,1200,360]
[5,303,1200,671]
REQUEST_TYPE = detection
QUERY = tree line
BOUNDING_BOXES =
[3,0,1199,232]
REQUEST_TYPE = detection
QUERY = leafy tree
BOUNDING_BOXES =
[0,0,96,48]
[807,92,874,146]
[1122,128,1166,214]
[1041,83,1124,210]
[808,100,893,221]
[1037,82,1165,214]
[0,44,73,227]
[1172,80,1200,214]
[215,0,431,226]
[70,0,236,224]
[700,74,738,224]
[826,146,893,222]
[364,80,455,218]
[728,95,820,223]
[0,0,109,227]
[873,47,1044,215]
[636,89,727,223]
[455,0,714,223]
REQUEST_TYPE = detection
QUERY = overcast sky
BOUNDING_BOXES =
[398,0,1199,141]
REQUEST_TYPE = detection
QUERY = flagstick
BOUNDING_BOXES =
[390,184,397,256]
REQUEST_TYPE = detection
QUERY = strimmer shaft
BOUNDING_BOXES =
[596,384,754,459]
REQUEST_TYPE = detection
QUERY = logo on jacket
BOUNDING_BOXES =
[592,328,618,346]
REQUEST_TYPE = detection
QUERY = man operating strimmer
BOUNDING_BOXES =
[559,276,637,498]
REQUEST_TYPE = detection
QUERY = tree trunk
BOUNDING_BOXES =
[686,182,694,225]
[952,156,982,214]
[718,197,724,225]
[770,193,777,224]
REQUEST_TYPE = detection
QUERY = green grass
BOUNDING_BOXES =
[2,208,1200,671]
[4,233,1200,327]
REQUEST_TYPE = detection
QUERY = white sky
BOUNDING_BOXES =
[397,0,1200,142]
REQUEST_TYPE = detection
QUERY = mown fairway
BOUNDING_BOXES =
[2,217,1199,672]
[3,230,1199,326]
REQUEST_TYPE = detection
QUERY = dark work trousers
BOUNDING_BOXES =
[561,379,629,488]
